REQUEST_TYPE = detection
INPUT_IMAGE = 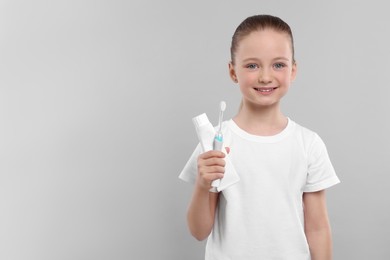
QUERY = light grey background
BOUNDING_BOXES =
[1,0,389,259]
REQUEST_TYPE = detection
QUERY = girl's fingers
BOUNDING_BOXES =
[199,171,224,182]
[199,150,225,160]
[199,165,225,175]
[202,165,225,174]
[202,157,226,167]
[196,150,227,189]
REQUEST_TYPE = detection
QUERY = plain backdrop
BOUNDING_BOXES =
[1,0,389,259]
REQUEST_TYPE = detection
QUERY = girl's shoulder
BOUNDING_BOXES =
[290,119,329,156]
[291,120,318,140]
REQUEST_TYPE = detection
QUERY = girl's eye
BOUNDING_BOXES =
[273,63,286,69]
[246,64,258,69]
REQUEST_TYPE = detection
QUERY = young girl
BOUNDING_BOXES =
[179,14,340,260]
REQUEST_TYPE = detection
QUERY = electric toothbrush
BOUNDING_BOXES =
[211,101,226,189]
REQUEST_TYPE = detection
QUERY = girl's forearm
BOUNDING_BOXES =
[306,227,333,260]
[187,187,217,241]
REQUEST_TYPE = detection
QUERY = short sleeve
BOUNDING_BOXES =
[303,133,340,192]
[178,143,201,184]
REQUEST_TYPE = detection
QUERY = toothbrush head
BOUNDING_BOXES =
[217,101,226,133]
[220,101,226,112]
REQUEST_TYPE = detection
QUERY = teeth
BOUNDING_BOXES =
[255,88,274,92]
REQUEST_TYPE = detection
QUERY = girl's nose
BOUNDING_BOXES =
[258,68,272,84]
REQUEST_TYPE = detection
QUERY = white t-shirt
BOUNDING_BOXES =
[179,118,340,260]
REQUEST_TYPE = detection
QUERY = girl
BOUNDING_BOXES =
[179,14,340,260]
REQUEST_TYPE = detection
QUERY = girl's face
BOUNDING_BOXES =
[229,29,297,109]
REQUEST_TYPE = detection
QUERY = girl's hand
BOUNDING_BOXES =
[196,148,229,191]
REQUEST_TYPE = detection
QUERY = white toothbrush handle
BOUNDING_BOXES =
[211,137,223,190]
[213,138,223,150]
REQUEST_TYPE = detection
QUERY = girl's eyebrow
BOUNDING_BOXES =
[242,57,291,63]
[273,57,290,62]
[241,58,259,63]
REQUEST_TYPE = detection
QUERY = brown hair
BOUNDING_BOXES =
[230,14,295,64]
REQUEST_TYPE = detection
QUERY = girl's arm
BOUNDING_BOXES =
[187,150,225,241]
[303,190,333,260]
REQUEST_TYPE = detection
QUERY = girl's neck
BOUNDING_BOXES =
[233,101,288,136]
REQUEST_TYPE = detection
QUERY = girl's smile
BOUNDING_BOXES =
[254,87,279,95]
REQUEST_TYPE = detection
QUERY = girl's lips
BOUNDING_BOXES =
[254,87,278,95]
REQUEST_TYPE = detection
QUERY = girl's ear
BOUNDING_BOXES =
[291,61,297,82]
[228,62,238,83]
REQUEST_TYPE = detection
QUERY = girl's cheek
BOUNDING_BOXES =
[245,74,258,83]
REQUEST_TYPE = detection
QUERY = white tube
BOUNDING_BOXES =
[192,113,215,152]
[192,113,219,192]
